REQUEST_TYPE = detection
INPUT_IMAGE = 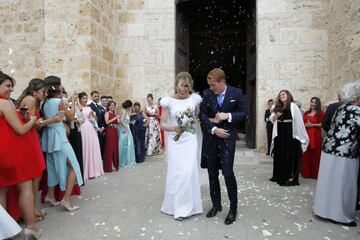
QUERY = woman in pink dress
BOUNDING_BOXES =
[78,92,104,180]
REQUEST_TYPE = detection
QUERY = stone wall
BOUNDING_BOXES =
[112,0,175,104]
[0,0,45,93]
[256,0,330,151]
[327,0,360,94]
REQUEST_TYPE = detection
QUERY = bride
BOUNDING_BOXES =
[159,72,203,220]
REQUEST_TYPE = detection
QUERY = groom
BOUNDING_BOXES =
[199,68,249,225]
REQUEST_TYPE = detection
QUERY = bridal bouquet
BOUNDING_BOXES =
[173,107,198,141]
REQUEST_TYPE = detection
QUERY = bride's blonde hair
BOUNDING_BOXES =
[175,72,193,94]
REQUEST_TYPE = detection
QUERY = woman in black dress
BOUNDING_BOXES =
[269,90,309,186]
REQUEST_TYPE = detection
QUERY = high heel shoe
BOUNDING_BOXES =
[44,196,60,206]
[24,228,41,240]
[35,210,46,222]
[60,199,80,212]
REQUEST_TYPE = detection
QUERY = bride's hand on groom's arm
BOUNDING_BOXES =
[214,127,230,139]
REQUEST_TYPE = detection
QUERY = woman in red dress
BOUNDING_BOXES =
[103,100,119,172]
[0,72,41,238]
[7,78,64,222]
[301,97,325,179]
[158,98,165,149]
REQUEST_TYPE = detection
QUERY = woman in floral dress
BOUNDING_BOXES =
[145,93,162,155]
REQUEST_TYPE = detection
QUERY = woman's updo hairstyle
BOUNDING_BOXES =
[122,100,132,109]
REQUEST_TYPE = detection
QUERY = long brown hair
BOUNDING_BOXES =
[274,90,294,112]
[306,97,322,115]
[17,78,47,108]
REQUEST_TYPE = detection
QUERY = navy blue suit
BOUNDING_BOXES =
[199,86,249,210]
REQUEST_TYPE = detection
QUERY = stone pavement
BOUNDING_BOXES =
[36,147,360,240]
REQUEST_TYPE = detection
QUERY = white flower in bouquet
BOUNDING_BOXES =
[173,107,198,141]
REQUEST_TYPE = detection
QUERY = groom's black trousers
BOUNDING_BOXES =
[207,138,238,211]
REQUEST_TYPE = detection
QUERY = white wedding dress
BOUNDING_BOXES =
[0,204,22,239]
[160,93,203,219]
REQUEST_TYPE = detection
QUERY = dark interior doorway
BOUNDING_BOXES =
[176,0,257,148]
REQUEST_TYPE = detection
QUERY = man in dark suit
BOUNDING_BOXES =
[88,90,106,159]
[321,94,342,132]
[199,68,249,225]
[264,99,274,155]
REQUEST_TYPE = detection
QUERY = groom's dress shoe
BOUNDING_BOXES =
[206,206,222,218]
[224,209,237,225]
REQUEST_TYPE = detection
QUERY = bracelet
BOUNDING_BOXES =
[39,119,44,127]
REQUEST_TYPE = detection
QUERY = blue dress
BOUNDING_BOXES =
[131,112,147,163]
[118,113,136,168]
[41,98,83,190]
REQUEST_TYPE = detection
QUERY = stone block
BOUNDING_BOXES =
[290,0,321,11]
[128,0,144,10]
[300,28,328,43]
[315,61,329,76]
[47,58,64,72]
[118,12,140,23]
[127,23,145,37]
[311,12,328,28]
[279,62,315,79]
[102,46,113,62]
[116,68,126,78]
[257,23,278,45]
[113,0,127,10]
[258,61,277,81]
[79,2,92,17]
[258,0,287,14]
[24,23,38,33]
[91,7,101,23]
[280,28,299,44]
[76,19,91,35]
[147,0,174,9]
[4,25,13,34]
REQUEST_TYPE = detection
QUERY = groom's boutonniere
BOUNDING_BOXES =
[173,107,198,141]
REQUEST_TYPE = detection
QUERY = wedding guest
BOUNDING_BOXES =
[322,92,342,133]
[0,72,40,238]
[78,92,104,180]
[41,75,83,211]
[269,90,309,186]
[160,72,203,220]
[103,100,119,172]
[264,99,274,155]
[8,78,63,222]
[158,98,165,149]
[145,93,162,155]
[100,95,108,110]
[68,98,85,182]
[119,100,136,167]
[130,102,148,163]
[301,97,325,179]
[88,91,106,158]
[313,81,360,227]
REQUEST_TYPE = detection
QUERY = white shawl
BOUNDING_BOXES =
[270,102,309,153]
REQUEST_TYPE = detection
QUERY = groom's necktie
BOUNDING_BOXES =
[217,93,224,107]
